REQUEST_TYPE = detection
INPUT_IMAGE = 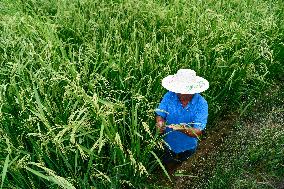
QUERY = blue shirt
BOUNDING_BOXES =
[155,91,208,153]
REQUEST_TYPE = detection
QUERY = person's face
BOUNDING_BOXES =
[177,93,193,99]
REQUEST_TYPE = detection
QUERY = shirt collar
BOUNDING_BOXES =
[191,93,199,105]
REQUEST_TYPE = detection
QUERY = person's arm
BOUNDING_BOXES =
[180,126,202,137]
[192,97,208,132]
[155,92,170,134]
[168,125,202,137]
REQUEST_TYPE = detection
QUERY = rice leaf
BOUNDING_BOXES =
[98,123,105,154]
[150,151,172,182]
[1,154,9,189]
[33,85,51,130]
[25,167,50,181]
[26,164,76,189]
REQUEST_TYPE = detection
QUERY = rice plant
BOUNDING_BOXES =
[0,0,283,188]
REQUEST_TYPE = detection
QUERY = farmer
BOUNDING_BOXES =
[155,69,209,173]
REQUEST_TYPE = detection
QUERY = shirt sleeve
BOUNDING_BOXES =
[155,92,170,120]
[193,97,208,130]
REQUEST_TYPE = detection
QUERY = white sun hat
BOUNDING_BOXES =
[162,69,209,94]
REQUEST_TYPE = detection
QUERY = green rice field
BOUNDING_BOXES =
[1,0,283,188]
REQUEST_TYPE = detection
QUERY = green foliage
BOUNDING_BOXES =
[0,0,283,188]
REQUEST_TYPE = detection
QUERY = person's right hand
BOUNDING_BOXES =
[156,120,165,134]
[158,125,165,134]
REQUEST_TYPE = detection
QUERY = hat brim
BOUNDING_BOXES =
[162,75,209,94]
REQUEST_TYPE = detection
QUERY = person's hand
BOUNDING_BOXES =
[158,126,165,134]
[156,121,165,134]
[168,124,185,131]
[156,125,165,134]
